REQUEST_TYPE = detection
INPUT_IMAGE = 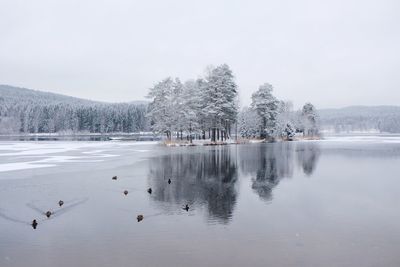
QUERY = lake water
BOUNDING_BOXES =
[0,136,400,267]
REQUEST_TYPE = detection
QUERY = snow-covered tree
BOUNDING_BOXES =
[251,83,279,139]
[276,101,296,140]
[238,107,260,138]
[146,78,175,139]
[195,78,211,139]
[203,64,238,141]
[181,80,201,142]
[301,103,319,136]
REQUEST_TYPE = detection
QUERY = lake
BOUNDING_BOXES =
[0,136,400,267]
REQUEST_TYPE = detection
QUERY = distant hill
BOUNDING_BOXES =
[318,106,400,133]
[0,84,103,106]
[0,85,148,134]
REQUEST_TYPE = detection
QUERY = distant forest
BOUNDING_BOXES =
[319,106,400,133]
[0,85,148,134]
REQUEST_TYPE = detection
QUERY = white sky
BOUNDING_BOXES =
[1,0,399,108]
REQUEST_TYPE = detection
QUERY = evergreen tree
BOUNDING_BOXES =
[301,103,319,136]
[251,83,279,139]
[204,64,238,141]
[238,107,260,138]
[146,77,174,139]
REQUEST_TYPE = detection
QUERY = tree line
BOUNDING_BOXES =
[146,64,319,142]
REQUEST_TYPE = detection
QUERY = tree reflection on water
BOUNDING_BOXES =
[147,146,238,224]
[147,142,320,223]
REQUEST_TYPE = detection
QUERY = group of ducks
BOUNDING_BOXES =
[112,175,190,222]
[31,200,65,229]
[30,175,190,229]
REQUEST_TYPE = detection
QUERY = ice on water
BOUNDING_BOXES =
[0,141,156,173]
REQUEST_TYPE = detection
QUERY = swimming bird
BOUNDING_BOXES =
[147,188,152,194]
[137,214,144,222]
[168,179,171,184]
[45,211,52,218]
[58,200,64,207]
[31,219,38,229]
[112,176,118,180]
[183,204,189,212]
[123,190,129,196]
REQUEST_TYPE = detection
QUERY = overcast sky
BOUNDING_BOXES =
[1,0,399,108]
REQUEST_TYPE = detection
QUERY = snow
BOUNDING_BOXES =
[320,135,400,143]
[0,141,157,173]
[0,162,55,172]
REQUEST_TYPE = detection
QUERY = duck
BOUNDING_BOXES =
[31,219,38,229]
[123,190,129,196]
[168,179,171,184]
[58,200,64,207]
[183,204,189,212]
[112,176,118,180]
[137,214,144,222]
[45,211,52,218]
[147,188,152,194]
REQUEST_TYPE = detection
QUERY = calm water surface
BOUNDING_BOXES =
[0,137,400,267]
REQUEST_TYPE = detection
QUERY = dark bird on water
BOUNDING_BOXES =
[137,214,144,222]
[58,200,64,207]
[123,190,129,195]
[168,179,171,184]
[147,188,152,194]
[112,176,118,180]
[31,219,38,229]
[183,204,189,212]
[45,211,52,218]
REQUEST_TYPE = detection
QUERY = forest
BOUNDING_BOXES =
[318,106,400,133]
[0,85,147,134]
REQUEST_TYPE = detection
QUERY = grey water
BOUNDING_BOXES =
[0,137,400,267]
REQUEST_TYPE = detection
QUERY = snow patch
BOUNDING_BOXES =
[0,162,55,172]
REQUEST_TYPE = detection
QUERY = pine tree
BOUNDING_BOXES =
[204,64,238,141]
[146,77,174,139]
[238,107,260,138]
[301,103,319,136]
[251,83,279,139]
[276,101,296,139]
[181,80,201,142]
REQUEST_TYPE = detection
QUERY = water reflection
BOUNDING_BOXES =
[240,143,294,202]
[148,142,320,223]
[148,147,238,224]
[296,143,321,176]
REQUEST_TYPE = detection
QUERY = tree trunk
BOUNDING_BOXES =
[211,128,216,142]
[262,118,267,138]
[189,123,192,143]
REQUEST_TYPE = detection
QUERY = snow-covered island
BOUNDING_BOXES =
[144,64,319,145]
